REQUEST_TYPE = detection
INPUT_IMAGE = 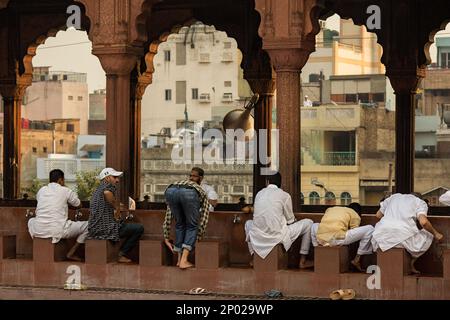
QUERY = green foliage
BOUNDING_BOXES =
[25,179,46,199]
[75,169,101,201]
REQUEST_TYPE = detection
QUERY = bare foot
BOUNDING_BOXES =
[66,254,82,262]
[118,256,132,263]
[410,265,421,275]
[179,261,194,269]
[299,260,314,269]
[410,259,421,275]
[351,259,364,272]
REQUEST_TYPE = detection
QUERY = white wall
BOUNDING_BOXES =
[141,24,242,136]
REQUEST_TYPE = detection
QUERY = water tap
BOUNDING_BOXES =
[25,209,35,218]
[74,209,83,221]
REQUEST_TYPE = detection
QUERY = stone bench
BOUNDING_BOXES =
[85,239,120,264]
[377,248,410,277]
[1,235,16,259]
[139,239,175,267]
[443,248,450,280]
[253,244,287,272]
[33,238,68,262]
[195,240,229,269]
[314,246,349,274]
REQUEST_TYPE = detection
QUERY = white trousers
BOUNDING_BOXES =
[245,218,313,256]
[311,223,374,255]
[62,221,89,244]
[393,229,434,258]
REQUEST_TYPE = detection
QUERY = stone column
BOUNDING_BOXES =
[1,85,24,199]
[387,68,424,194]
[246,77,275,199]
[267,48,310,211]
[95,51,141,203]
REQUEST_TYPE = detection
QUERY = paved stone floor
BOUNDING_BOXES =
[0,285,324,300]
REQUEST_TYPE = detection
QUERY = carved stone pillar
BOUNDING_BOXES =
[0,84,25,199]
[77,0,150,203]
[96,51,141,203]
[267,48,311,211]
[246,77,275,199]
[387,67,424,194]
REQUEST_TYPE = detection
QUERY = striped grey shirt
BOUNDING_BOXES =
[88,181,122,241]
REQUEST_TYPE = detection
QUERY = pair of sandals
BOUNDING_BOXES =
[187,287,209,295]
[329,289,356,300]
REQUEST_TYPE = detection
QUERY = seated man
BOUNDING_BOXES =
[245,173,314,269]
[197,168,218,211]
[311,203,374,272]
[88,168,144,263]
[28,169,86,261]
[372,193,444,274]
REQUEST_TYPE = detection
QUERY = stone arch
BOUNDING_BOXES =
[22,2,91,86]
[424,18,450,67]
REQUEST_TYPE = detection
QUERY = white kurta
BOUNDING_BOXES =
[246,185,297,259]
[28,183,81,243]
[201,182,218,211]
[439,190,450,206]
[371,193,433,257]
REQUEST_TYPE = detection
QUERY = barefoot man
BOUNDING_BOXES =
[28,169,86,261]
[244,173,314,269]
[372,193,444,274]
[163,167,210,269]
[311,203,374,272]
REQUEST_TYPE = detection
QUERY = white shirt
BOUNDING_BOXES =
[247,184,296,259]
[201,182,218,211]
[372,193,428,251]
[439,190,450,206]
[304,99,313,107]
[28,183,81,243]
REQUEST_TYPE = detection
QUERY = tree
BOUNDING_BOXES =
[25,178,46,199]
[75,169,101,201]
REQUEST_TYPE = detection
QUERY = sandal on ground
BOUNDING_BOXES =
[188,287,209,295]
[330,289,355,300]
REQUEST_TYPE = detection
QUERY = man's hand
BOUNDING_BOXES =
[435,232,444,243]
[164,239,174,253]
[114,210,121,221]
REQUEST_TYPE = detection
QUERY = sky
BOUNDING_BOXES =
[31,17,450,93]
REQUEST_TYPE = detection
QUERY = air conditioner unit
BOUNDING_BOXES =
[222,93,233,102]
[222,52,233,62]
[199,53,210,63]
[199,93,211,103]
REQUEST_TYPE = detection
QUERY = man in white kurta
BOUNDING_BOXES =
[28,169,86,261]
[201,181,218,211]
[371,193,443,273]
[245,173,314,269]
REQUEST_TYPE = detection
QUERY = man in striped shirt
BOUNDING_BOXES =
[163,167,209,269]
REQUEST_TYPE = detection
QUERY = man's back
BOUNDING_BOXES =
[380,193,426,226]
[317,206,360,243]
[29,183,80,240]
[253,185,294,232]
[35,183,79,224]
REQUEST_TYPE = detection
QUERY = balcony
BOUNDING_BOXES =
[301,105,360,129]
[323,152,356,166]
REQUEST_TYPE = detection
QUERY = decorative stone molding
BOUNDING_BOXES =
[0,0,9,10]
[76,0,152,48]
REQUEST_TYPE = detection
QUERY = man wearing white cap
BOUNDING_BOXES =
[304,95,313,107]
[88,167,144,263]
